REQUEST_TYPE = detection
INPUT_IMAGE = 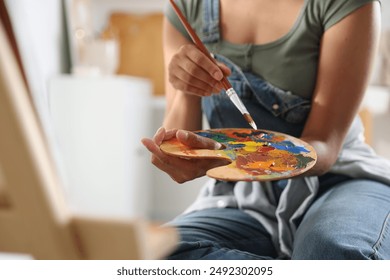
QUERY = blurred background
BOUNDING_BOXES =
[2,0,390,225]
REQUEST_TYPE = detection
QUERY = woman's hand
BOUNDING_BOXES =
[141,127,230,183]
[168,44,231,97]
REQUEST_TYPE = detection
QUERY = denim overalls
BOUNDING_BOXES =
[202,53,311,136]
[167,0,390,259]
[200,0,311,134]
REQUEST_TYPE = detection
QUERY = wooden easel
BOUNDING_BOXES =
[0,4,177,259]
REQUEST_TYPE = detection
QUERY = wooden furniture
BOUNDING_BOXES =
[102,12,165,95]
[0,19,177,259]
[359,108,373,145]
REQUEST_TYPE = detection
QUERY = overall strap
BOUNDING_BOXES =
[202,0,220,43]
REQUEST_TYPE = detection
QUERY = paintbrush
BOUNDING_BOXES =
[169,0,257,130]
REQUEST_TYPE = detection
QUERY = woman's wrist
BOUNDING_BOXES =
[301,139,338,177]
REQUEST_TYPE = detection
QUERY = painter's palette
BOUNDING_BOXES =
[160,128,317,181]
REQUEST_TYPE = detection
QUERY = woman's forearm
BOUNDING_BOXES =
[163,91,203,131]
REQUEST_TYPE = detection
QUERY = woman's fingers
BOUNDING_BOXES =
[176,130,222,150]
[153,127,178,145]
[141,137,163,156]
[147,128,222,153]
[168,44,229,96]
[182,45,224,80]
[152,127,165,144]
[217,62,232,76]
[150,153,229,184]
[170,66,222,95]
[141,136,201,183]
[142,128,229,184]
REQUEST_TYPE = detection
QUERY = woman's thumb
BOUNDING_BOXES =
[176,130,222,150]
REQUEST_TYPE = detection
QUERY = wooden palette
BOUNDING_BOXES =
[160,128,317,181]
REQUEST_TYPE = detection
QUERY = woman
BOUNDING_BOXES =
[142,0,390,259]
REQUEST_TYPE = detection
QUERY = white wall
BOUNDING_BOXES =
[382,1,390,29]
[5,0,71,191]
[5,0,70,114]
[371,1,390,159]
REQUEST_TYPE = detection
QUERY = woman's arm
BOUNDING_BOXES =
[302,2,381,176]
[162,17,202,130]
[141,18,230,183]
[162,17,231,129]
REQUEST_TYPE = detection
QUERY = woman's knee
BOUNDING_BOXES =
[292,224,374,259]
[292,179,390,259]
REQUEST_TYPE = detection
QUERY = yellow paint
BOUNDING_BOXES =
[230,141,263,152]
[268,149,291,158]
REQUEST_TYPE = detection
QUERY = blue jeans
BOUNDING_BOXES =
[166,179,390,260]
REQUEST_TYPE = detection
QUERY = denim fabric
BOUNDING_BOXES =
[167,179,390,260]
[292,179,390,259]
[201,0,220,43]
[166,208,277,260]
[202,54,311,137]
[201,0,311,136]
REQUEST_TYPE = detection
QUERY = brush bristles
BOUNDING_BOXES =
[244,113,257,130]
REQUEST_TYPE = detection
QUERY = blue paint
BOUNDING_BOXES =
[196,132,235,142]
[196,130,310,154]
[226,143,246,149]
[270,141,309,154]
[260,132,274,140]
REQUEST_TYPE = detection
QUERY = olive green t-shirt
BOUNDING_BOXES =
[165,0,380,99]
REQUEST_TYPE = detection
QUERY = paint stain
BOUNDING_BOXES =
[161,128,316,181]
[194,129,315,178]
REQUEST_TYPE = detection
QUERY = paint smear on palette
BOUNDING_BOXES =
[160,128,317,181]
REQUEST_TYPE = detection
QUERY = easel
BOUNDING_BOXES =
[0,2,177,260]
